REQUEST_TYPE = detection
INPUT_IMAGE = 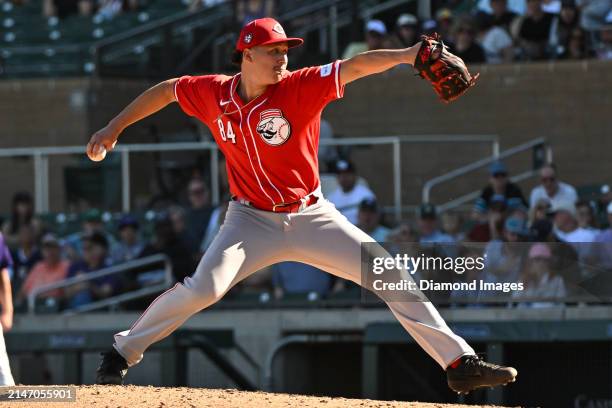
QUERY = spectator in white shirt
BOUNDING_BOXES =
[327,160,375,225]
[529,163,577,209]
[552,200,598,263]
[477,14,515,63]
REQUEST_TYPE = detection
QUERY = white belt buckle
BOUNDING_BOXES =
[298,197,308,212]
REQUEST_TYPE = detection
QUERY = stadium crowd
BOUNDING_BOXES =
[1,0,610,311]
[6,0,610,62]
[1,152,611,311]
[341,0,612,62]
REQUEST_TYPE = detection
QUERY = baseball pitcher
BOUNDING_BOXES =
[89,18,515,394]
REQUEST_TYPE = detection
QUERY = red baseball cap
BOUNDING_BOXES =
[235,18,303,52]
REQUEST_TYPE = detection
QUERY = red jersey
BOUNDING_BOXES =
[174,60,344,211]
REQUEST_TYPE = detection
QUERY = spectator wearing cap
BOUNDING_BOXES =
[327,160,376,225]
[357,198,390,242]
[508,197,528,217]
[65,232,119,309]
[436,8,454,39]
[514,0,555,60]
[342,20,390,59]
[112,215,144,264]
[552,200,597,242]
[503,216,530,242]
[552,200,598,265]
[529,163,577,210]
[479,161,528,211]
[593,202,612,270]
[391,14,420,48]
[16,234,69,305]
[417,204,455,244]
[448,18,486,63]
[512,243,567,306]
[481,217,529,295]
[62,208,117,262]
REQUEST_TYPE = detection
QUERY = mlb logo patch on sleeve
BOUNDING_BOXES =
[320,63,333,77]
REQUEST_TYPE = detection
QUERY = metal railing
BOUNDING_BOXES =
[92,4,234,73]
[27,254,172,315]
[0,134,498,222]
[422,137,553,211]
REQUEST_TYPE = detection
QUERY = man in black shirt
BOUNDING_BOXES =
[479,161,528,209]
[517,0,555,60]
[448,18,486,64]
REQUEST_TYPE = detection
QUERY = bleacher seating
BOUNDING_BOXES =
[0,0,187,77]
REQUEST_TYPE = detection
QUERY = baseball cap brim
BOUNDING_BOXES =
[255,37,304,49]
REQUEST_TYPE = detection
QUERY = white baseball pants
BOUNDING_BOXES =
[0,326,15,386]
[114,199,474,369]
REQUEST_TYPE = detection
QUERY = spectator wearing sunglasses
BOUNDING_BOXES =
[479,161,528,210]
[448,18,486,64]
[529,163,577,209]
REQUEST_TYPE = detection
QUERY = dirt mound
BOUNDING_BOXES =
[0,385,518,408]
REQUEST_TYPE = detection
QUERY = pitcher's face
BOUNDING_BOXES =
[244,43,289,85]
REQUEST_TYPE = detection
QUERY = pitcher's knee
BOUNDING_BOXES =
[182,275,229,306]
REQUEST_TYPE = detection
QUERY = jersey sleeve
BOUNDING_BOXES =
[174,75,218,123]
[291,60,345,112]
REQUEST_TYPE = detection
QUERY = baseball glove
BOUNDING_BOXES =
[414,33,479,103]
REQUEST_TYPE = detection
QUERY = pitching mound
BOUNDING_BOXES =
[0,385,516,408]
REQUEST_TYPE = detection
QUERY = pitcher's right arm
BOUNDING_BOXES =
[86,78,179,159]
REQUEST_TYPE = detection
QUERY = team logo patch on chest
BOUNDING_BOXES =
[255,109,291,146]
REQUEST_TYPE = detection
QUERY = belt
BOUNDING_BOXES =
[233,187,321,213]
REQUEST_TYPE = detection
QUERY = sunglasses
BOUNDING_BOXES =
[492,172,507,178]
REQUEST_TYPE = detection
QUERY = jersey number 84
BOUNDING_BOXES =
[217,119,236,144]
